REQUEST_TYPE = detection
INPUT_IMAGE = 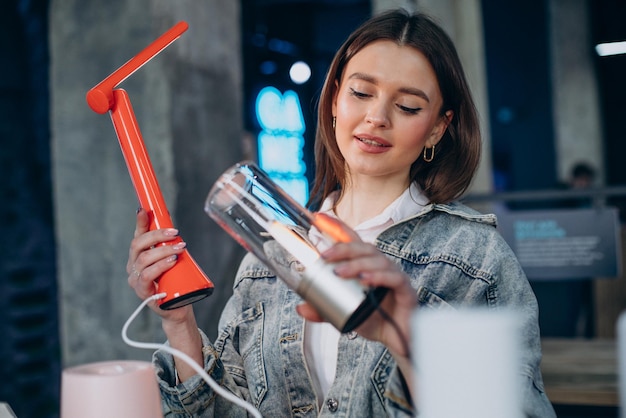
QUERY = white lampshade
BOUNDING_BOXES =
[412,308,522,418]
[61,360,162,418]
[618,312,626,418]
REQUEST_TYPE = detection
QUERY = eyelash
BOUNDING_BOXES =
[348,88,421,115]
[398,105,420,115]
[349,88,369,99]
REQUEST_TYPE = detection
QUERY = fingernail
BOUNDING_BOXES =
[165,254,178,263]
[136,207,142,214]
[333,264,347,275]
[164,228,179,236]
[172,242,187,250]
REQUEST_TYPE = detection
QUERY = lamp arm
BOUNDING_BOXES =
[86,21,189,114]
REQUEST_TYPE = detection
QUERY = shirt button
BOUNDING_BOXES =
[347,331,358,340]
[326,398,339,412]
[291,261,306,272]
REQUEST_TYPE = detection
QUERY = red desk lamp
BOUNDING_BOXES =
[86,22,214,309]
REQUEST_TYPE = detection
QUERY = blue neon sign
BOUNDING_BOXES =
[255,86,308,205]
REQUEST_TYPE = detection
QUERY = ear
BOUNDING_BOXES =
[426,110,453,147]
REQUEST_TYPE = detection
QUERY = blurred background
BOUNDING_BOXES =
[1,0,625,416]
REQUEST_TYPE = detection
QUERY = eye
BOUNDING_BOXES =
[348,87,370,99]
[397,104,421,114]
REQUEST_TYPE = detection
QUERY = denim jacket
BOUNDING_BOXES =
[153,202,556,417]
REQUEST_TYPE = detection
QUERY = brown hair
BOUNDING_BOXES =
[308,9,481,209]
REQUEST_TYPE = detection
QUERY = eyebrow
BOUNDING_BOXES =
[347,72,431,103]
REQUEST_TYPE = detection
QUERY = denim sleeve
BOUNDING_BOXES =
[152,330,251,418]
[489,236,557,418]
[151,254,268,417]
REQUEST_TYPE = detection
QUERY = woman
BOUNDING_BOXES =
[128,9,556,417]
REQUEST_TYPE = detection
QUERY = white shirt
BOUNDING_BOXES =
[303,183,428,403]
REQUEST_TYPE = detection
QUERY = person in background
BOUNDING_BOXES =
[126,9,556,417]
[570,162,596,190]
[556,161,597,208]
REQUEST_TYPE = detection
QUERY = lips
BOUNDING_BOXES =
[357,137,387,147]
[354,134,391,147]
[353,134,391,154]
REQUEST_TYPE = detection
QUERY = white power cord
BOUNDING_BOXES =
[121,293,263,418]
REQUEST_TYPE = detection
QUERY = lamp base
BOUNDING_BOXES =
[159,287,214,310]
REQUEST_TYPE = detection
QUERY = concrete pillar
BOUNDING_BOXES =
[372,0,494,195]
[372,0,418,14]
[549,0,604,184]
[51,0,243,366]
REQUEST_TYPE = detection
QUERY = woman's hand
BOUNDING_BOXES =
[126,208,193,324]
[296,214,417,358]
[127,208,203,382]
[298,214,419,400]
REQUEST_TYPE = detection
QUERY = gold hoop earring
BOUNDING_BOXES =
[332,116,336,130]
[423,145,435,162]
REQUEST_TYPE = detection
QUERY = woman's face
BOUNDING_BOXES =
[332,40,451,186]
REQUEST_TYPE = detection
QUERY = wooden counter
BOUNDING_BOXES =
[541,338,618,406]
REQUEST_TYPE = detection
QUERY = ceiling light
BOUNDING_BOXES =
[595,41,626,57]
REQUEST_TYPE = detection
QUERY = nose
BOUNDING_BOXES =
[365,101,390,128]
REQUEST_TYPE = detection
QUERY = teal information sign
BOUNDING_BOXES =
[497,208,622,280]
